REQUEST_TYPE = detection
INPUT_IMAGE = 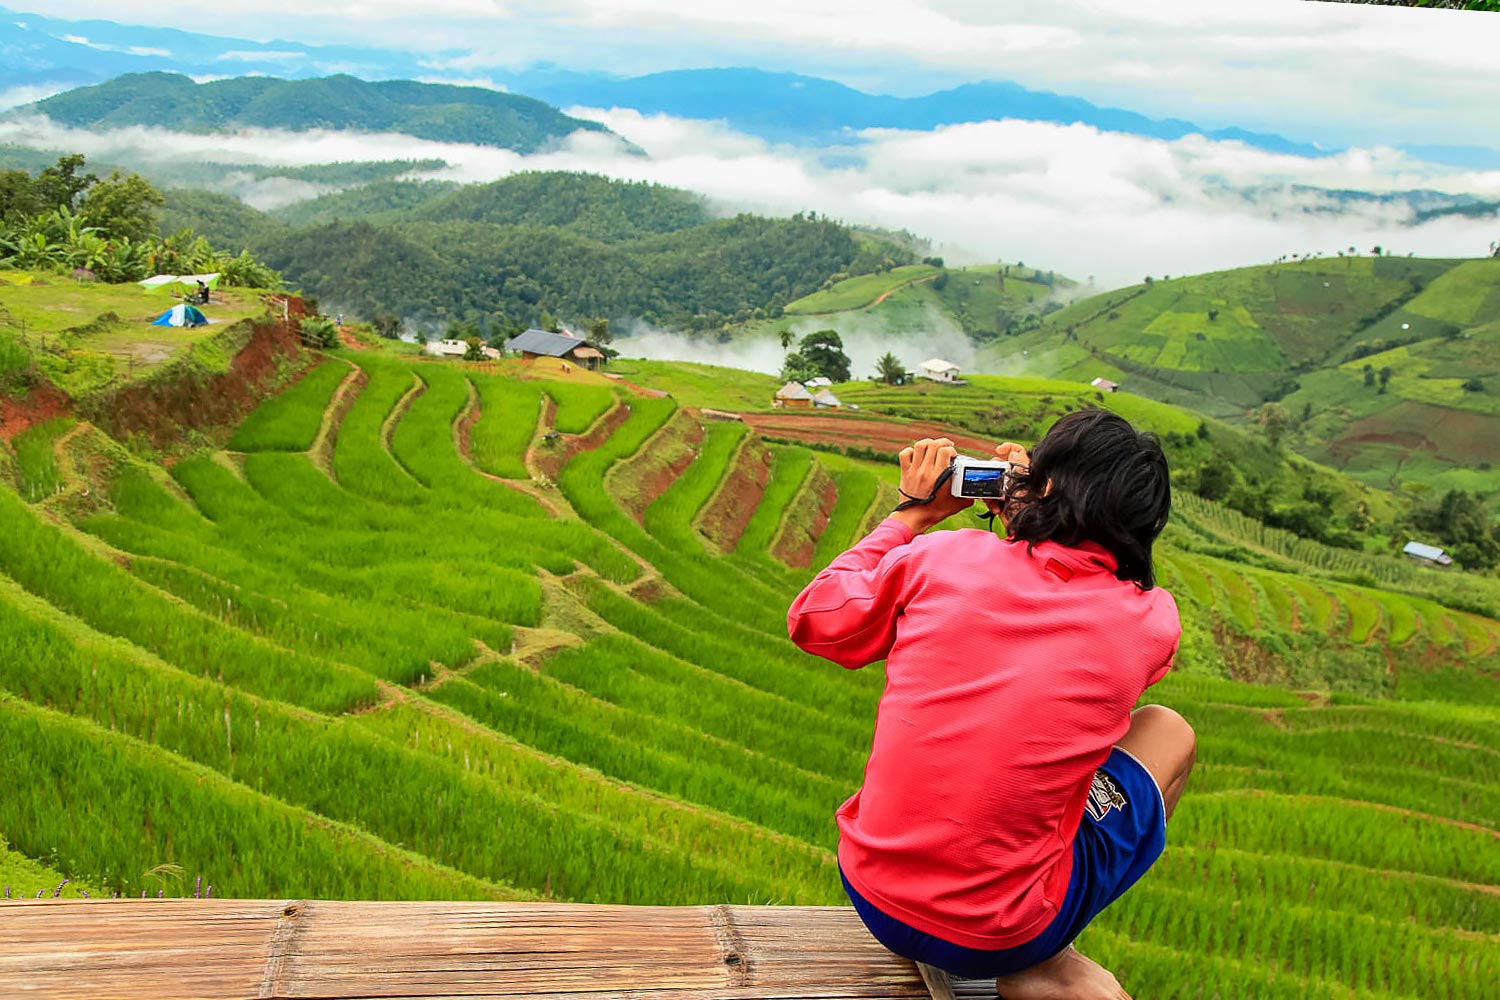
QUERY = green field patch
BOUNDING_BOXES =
[228,360,347,451]
[1405,258,1500,327]
[470,375,543,479]
[11,417,73,503]
[783,265,938,314]
[543,381,615,434]
[1329,586,1384,643]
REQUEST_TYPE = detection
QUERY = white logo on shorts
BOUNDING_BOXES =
[1085,771,1127,822]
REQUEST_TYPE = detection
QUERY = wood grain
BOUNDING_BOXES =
[0,900,973,1000]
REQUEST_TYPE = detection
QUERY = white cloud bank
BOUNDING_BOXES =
[1,105,1495,290]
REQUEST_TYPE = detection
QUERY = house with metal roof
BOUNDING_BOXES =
[1091,376,1120,393]
[1402,541,1453,566]
[504,328,607,371]
[918,359,962,383]
[813,388,842,409]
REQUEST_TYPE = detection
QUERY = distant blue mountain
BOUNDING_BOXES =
[0,5,436,89]
[513,68,1327,156]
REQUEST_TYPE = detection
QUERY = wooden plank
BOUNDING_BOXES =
[0,900,936,1000]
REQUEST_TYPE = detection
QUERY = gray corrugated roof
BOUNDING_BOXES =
[505,328,590,357]
[1403,541,1446,561]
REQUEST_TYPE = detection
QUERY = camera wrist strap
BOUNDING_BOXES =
[894,465,954,512]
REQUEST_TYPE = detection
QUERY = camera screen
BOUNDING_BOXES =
[961,466,1006,498]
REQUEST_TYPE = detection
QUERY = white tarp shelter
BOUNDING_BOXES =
[139,272,221,294]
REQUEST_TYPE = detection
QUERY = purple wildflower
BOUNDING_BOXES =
[205,885,212,899]
[194,875,201,899]
[141,891,146,899]
[53,880,69,898]
[79,891,89,899]
[157,889,163,899]
[3,886,9,899]
[35,889,43,898]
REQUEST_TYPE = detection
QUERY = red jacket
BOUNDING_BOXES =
[788,518,1180,949]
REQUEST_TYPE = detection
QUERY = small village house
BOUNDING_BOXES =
[430,339,469,358]
[774,381,815,408]
[1402,541,1453,567]
[813,388,843,409]
[919,358,962,384]
[1091,377,1120,393]
[505,328,607,371]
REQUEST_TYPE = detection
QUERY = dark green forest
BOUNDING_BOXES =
[161,172,911,333]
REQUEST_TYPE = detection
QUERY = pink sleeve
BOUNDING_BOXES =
[787,517,915,669]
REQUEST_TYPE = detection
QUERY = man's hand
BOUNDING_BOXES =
[893,438,972,534]
[994,441,1030,467]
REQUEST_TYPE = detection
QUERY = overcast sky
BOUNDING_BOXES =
[36,0,1500,149]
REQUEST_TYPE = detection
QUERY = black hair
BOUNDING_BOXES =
[1002,409,1171,589]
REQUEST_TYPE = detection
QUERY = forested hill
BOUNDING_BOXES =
[155,171,910,332]
[17,73,614,152]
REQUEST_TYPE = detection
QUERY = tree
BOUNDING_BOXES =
[77,171,163,244]
[1363,364,1376,388]
[876,352,905,385]
[463,337,485,361]
[798,329,851,383]
[1463,377,1485,393]
[780,351,822,384]
[32,154,95,213]
[1195,452,1239,501]
[371,312,402,339]
[1257,402,1293,449]
[588,317,612,347]
[1378,366,1393,393]
[778,328,794,351]
[1413,489,1500,570]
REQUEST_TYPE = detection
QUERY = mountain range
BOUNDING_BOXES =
[7,3,1500,167]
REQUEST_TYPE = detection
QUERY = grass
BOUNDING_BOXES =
[605,359,783,412]
[227,360,347,451]
[0,271,270,392]
[1,325,1499,998]
[782,265,939,314]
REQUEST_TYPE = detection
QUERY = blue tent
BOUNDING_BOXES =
[152,304,209,328]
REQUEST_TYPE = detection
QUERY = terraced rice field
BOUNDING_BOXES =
[1,347,1497,998]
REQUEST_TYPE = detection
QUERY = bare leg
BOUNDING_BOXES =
[994,947,1130,1000]
[1115,704,1197,819]
[995,706,1195,999]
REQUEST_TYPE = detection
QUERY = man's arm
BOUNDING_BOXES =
[787,438,967,668]
[787,517,916,669]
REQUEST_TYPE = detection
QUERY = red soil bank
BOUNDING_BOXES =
[615,412,704,523]
[531,400,632,483]
[698,435,772,553]
[86,299,312,450]
[774,466,838,569]
[0,381,71,443]
[742,413,999,458]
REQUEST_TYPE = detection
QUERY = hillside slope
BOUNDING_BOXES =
[980,256,1500,492]
[1,304,1498,995]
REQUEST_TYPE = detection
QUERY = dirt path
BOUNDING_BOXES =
[451,379,568,518]
[380,372,427,488]
[309,360,364,479]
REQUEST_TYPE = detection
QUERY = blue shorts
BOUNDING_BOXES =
[841,746,1167,979]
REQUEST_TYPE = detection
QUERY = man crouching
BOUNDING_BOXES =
[787,410,1195,999]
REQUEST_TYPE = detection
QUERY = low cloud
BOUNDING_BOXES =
[1,106,1496,291]
[618,307,981,378]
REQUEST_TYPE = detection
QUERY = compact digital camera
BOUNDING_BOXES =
[949,456,1017,500]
